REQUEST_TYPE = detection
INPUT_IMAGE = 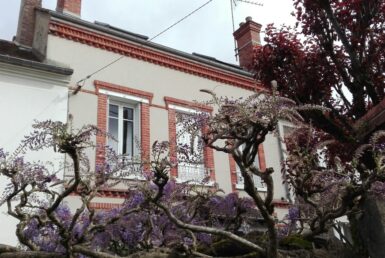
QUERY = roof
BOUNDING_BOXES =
[0,40,73,75]
[46,9,253,78]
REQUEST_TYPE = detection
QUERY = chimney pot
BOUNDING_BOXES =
[56,0,82,17]
[15,0,42,47]
[233,16,262,71]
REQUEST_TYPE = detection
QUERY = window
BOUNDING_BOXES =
[164,96,215,184]
[95,81,153,179]
[107,101,141,158]
[108,102,135,157]
[235,145,266,191]
[107,100,142,178]
[176,112,208,183]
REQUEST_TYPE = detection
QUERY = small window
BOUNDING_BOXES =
[235,145,266,191]
[176,113,207,183]
[107,101,139,158]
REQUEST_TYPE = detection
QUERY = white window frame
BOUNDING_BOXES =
[106,97,142,179]
[108,101,138,157]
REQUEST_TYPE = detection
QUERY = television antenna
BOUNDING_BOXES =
[230,0,263,60]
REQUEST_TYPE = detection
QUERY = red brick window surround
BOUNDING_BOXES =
[89,202,122,210]
[94,81,153,168]
[164,97,215,184]
[229,144,266,192]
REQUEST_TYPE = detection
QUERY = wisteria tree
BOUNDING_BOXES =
[254,0,385,256]
[0,86,313,258]
[0,121,264,258]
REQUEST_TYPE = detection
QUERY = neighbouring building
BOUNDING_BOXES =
[0,37,73,244]
[11,0,291,219]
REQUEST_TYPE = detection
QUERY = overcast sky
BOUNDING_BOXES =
[0,0,295,64]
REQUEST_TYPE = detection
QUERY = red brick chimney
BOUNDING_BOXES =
[15,0,42,47]
[233,16,262,71]
[56,0,82,17]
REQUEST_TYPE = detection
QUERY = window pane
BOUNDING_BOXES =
[236,149,260,186]
[109,104,119,118]
[176,114,202,157]
[253,175,265,189]
[123,107,133,120]
[254,153,260,168]
[123,120,133,156]
[108,117,119,153]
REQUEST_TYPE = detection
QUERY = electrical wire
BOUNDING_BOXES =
[235,0,263,6]
[75,0,214,92]
[230,0,237,61]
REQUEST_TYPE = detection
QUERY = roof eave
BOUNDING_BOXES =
[0,54,73,76]
[47,9,253,78]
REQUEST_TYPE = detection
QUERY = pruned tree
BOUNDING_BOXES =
[0,121,267,257]
[0,83,319,258]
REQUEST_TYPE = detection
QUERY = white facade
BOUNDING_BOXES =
[0,59,71,245]
[45,32,290,217]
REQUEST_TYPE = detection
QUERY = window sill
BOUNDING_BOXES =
[235,183,267,192]
[175,178,215,187]
[110,172,146,181]
[122,174,146,180]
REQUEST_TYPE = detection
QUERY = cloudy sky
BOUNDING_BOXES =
[0,0,295,64]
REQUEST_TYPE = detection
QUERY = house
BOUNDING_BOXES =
[0,37,73,244]
[13,0,291,219]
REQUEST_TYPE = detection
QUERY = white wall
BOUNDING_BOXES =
[47,35,291,219]
[0,64,70,245]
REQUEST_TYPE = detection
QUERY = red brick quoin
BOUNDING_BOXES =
[94,80,153,167]
[164,97,215,182]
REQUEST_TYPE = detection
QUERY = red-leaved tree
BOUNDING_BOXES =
[254,0,385,256]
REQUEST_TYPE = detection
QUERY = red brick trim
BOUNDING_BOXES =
[204,144,216,181]
[150,103,167,110]
[229,144,267,192]
[96,188,129,198]
[168,109,178,177]
[229,155,238,192]
[94,80,151,167]
[96,93,107,166]
[89,202,122,210]
[95,80,153,103]
[164,96,213,112]
[49,21,265,91]
[258,144,266,171]
[141,102,150,167]
[273,200,290,208]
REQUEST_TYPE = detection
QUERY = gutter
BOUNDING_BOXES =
[0,54,73,76]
